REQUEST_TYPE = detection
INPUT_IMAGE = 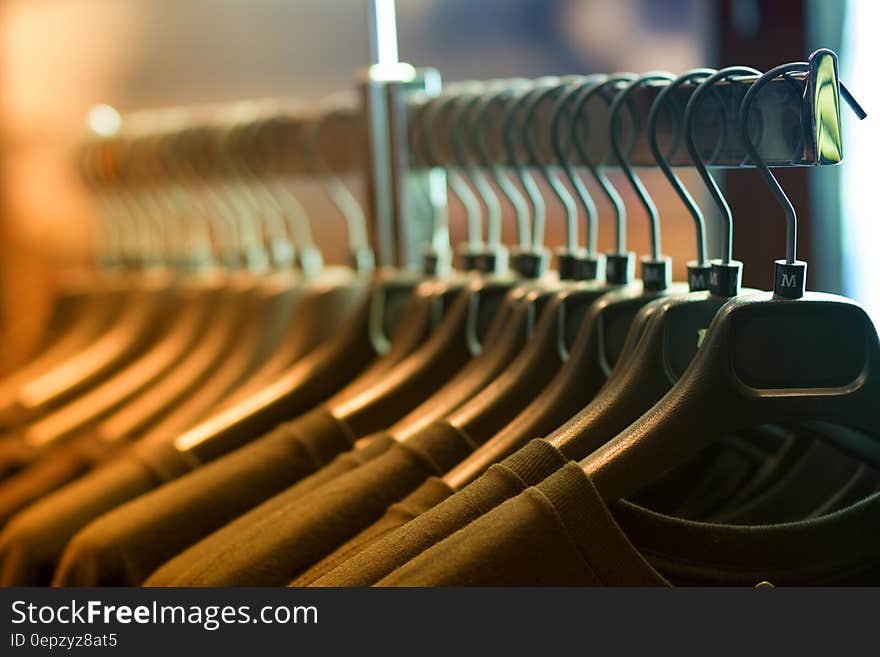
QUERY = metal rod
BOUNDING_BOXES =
[408,72,835,169]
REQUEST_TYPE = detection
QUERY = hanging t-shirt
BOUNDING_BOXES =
[293,477,454,586]
[308,439,571,587]
[378,463,671,586]
[44,407,361,586]
[4,431,394,587]
[143,421,476,586]
[0,434,118,528]
[377,462,880,586]
[0,440,189,585]
[306,432,811,587]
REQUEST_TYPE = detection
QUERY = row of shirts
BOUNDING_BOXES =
[0,408,878,586]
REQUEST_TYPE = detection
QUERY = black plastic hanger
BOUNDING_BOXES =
[307,82,527,439]
[424,75,614,440]
[581,50,877,501]
[444,74,700,488]
[94,107,316,444]
[171,87,476,461]
[135,102,372,443]
[389,80,553,439]
[441,74,663,487]
[547,67,761,459]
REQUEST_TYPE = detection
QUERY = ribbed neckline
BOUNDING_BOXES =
[502,438,569,486]
[613,488,880,584]
[538,462,880,585]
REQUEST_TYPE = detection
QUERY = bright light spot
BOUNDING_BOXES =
[87,104,121,137]
[368,62,416,82]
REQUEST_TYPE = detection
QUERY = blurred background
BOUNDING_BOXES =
[0,0,875,367]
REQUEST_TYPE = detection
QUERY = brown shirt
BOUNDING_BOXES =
[49,407,359,586]
[144,421,476,586]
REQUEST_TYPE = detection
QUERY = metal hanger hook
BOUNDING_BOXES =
[684,66,761,265]
[503,77,559,251]
[522,76,583,252]
[305,97,374,272]
[609,72,676,262]
[647,68,717,268]
[570,73,635,255]
[451,83,505,250]
[473,79,533,250]
[550,75,606,256]
[422,84,484,251]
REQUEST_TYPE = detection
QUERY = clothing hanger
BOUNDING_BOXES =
[146,106,312,421]
[422,83,485,271]
[129,113,302,444]
[108,79,641,589]
[389,76,631,483]
[0,128,189,427]
[317,81,524,440]
[258,89,471,418]
[396,76,625,442]
[417,76,593,445]
[388,80,562,439]
[452,81,509,274]
[170,90,468,462]
[143,100,370,445]
[443,73,687,487]
[215,101,376,408]
[547,64,873,493]
[581,49,877,502]
[123,102,318,441]
[544,67,762,459]
[17,119,243,448]
[92,105,308,445]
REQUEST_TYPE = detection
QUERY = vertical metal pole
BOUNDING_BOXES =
[385,69,440,269]
[361,0,404,268]
[368,0,399,66]
[361,0,443,271]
